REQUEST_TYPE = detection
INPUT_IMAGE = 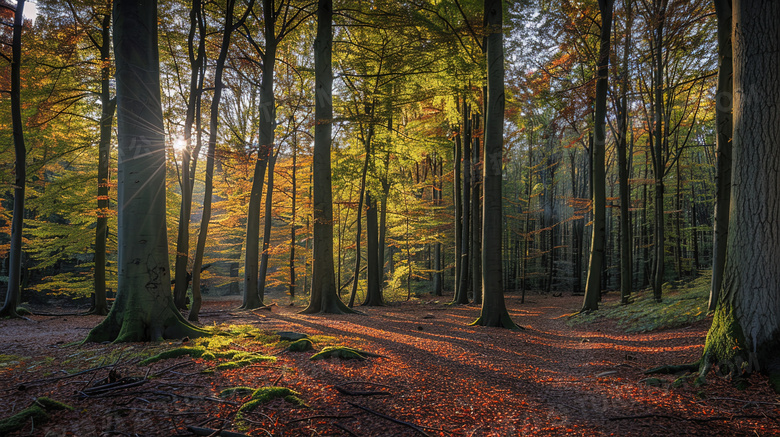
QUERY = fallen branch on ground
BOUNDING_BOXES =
[348,402,432,437]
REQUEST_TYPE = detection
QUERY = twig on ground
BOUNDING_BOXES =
[608,413,774,422]
[333,423,358,436]
[334,385,392,396]
[186,425,250,437]
[285,414,355,424]
[348,402,433,437]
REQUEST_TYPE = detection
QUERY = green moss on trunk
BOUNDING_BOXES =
[702,305,747,371]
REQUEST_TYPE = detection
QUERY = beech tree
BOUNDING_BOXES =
[699,0,780,390]
[86,0,206,342]
[472,0,516,329]
[0,0,25,318]
[302,0,353,314]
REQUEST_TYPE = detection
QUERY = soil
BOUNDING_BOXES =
[1,293,778,436]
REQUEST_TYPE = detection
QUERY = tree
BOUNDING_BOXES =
[700,0,780,392]
[581,0,614,312]
[0,0,25,318]
[708,0,732,311]
[472,0,516,329]
[302,0,353,314]
[86,0,206,342]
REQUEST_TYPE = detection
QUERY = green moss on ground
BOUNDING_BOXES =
[0,397,72,435]
[139,346,206,365]
[286,339,314,352]
[310,346,370,360]
[235,387,307,420]
[569,272,711,333]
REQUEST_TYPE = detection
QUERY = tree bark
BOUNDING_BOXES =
[472,0,516,328]
[708,0,733,312]
[617,0,633,305]
[86,0,206,342]
[582,0,614,312]
[701,0,780,392]
[652,0,668,302]
[173,0,206,310]
[257,151,278,305]
[363,192,383,306]
[302,0,353,314]
[455,103,471,304]
[1,0,26,318]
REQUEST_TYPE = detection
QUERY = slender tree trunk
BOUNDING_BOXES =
[87,0,206,342]
[289,135,297,304]
[173,0,206,310]
[701,0,780,391]
[92,9,115,316]
[582,0,614,312]
[473,0,516,328]
[453,134,462,300]
[363,192,383,305]
[652,0,668,302]
[303,0,353,314]
[190,0,245,321]
[455,104,471,304]
[348,135,371,307]
[1,0,26,318]
[709,0,733,311]
[471,119,483,304]
[257,151,278,304]
[617,0,633,305]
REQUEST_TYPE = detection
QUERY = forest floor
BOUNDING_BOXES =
[1,291,779,437]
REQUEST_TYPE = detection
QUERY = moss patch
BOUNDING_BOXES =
[236,387,307,420]
[310,346,369,361]
[139,346,206,365]
[286,339,314,352]
[219,387,256,398]
[569,273,710,333]
[703,305,746,367]
[0,397,72,435]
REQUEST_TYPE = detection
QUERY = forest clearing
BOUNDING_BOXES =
[2,289,779,436]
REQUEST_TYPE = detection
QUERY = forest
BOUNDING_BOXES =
[1,0,780,436]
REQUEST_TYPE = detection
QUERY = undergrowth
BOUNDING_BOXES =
[569,272,710,333]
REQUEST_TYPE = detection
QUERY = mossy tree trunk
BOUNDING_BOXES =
[472,0,516,329]
[303,0,354,314]
[701,0,780,391]
[1,0,26,319]
[86,0,207,342]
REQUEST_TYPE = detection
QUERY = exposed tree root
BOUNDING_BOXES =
[645,361,700,375]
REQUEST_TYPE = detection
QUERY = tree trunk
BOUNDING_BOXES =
[348,106,373,308]
[302,0,353,314]
[471,119,483,304]
[453,134,462,302]
[582,0,614,312]
[92,9,115,316]
[1,0,26,318]
[652,0,668,302]
[86,0,206,342]
[455,103,471,304]
[257,151,278,305]
[472,0,516,328]
[617,0,633,305]
[708,0,733,311]
[363,192,383,306]
[289,135,297,304]
[701,0,780,392]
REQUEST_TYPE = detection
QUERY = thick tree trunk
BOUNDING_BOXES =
[303,0,353,314]
[1,0,26,318]
[701,0,780,392]
[91,10,115,317]
[86,0,206,342]
[582,0,614,312]
[708,0,733,312]
[472,0,516,328]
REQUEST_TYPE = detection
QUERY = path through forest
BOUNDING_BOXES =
[1,293,778,436]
